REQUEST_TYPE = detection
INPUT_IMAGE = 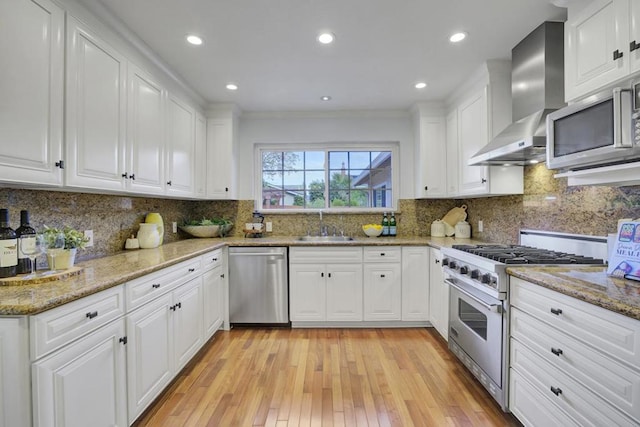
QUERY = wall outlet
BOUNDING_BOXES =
[172,222,177,233]
[478,220,483,233]
[266,221,273,232]
[84,230,94,247]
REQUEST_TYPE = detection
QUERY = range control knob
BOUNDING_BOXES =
[442,258,450,266]
[459,266,469,275]
[471,269,480,279]
[449,261,457,270]
[481,273,492,284]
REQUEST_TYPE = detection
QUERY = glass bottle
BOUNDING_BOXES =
[0,209,17,278]
[382,212,389,236]
[389,213,397,237]
[16,210,36,274]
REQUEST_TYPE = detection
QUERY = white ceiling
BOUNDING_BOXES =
[79,0,566,112]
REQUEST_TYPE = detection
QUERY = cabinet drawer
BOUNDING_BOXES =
[290,247,362,264]
[30,285,125,360]
[125,258,200,311]
[201,248,224,271]
[363,246,401,263]
[509,369,580,427]
[511,307,640,421]
[510,338,636,426]
[511,277,640,369]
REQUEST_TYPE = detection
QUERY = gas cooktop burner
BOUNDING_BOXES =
[451,244,605,265]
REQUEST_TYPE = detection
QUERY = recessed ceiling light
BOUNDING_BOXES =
[320,96,332,101]
[415,82,427,89]
[317,32,335,44]
[226,83,238,91]
[449,32,467,43]
[186,35,203,45]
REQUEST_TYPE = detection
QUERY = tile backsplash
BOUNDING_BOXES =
[2,164,638,261]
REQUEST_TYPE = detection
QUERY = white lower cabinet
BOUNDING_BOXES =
[326,264,364,321]
[401,247,430,321]
[32,318,127,427]
[364,247,402,321]
[509,277,640,426]
[126,275,203,423]
[0,317,31,427]
[428,248,448,340]
[202,266,225,339]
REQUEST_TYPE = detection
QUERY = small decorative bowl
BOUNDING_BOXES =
[178,225,220,238]
[362,225,383,237]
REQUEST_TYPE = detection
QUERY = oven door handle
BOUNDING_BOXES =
[446,279,502,313]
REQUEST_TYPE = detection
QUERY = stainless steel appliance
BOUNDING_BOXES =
[546,84,640,171]
[228,247,289,325]
[442,231,607,411]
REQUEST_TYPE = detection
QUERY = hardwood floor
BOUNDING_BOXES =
[133,328,520,426]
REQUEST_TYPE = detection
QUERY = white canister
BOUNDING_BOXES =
[454,220,471,239]
[431,220,446,237]
[138,223,160,248]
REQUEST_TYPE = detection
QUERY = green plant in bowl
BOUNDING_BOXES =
[42,225,90,249]
[180,218,234,238]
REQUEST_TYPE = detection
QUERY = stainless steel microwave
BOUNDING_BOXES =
[546,86,640,171]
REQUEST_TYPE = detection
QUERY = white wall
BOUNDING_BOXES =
[237,112,415,200]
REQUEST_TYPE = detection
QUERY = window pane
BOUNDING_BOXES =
[349,151,370,169]
[329,171,350,189]
[262,151,282,171]
[370,167,391,188]
[283,171,304,188]
[350,169,369,188]
[329,151,348,169]
[285,151,304,170]
[307,191,325,208]
[262,190,284,208]
[305,151,325,169]
[305,171,324,189]
[280,190,303,208]
[263,171,283,188]
[350,190,370,207]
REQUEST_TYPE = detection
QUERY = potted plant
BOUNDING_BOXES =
[179,218,234,238]
[42,225,90,270]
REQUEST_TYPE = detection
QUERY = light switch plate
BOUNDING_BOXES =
[84,230,94,247]
[266,222,273,232]
[172,222,177,233]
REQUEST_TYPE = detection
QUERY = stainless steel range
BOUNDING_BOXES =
[441,230,607,412]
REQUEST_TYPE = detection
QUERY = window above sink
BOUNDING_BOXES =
[256,142,399,212]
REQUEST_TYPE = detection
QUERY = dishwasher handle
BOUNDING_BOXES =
[229,252,285,258]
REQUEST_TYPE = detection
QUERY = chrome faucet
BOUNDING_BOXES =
[319,210,328,236]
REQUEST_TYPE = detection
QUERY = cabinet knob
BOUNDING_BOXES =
[212,258,218,262]
[613,49,624,60]
[119,336,127,345]
[380,253,385,256]
[122,172,129,179]
[481,178,487,184]
[550,347,563,356]
[220,273,225,278]
[55,160,64,169]
[435,259,440,264]
[170,304,176,311]
[424,186,428,191]
[152,283,161,289]
[86,311,98,319]
[380,274,385,278]
[188,268,196,272]
[550,386,562,396]
[550,308,562,316]
[225,187,229,192]
[328,272,332,278]
[321,272,324,277]
[631,40,640,52]
[130,173,135,180]
[176,302,182,309]
[167,180,172,186]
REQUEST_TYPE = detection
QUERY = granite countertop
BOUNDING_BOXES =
[507,266,640,321]
[0,235,480,316]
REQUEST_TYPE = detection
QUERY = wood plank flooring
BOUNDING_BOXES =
[133,328,521,426]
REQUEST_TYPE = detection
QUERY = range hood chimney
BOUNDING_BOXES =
[469,21,565,166]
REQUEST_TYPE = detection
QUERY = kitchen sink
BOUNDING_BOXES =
[297,235,354,242]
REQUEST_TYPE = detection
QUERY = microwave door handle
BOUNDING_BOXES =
[613,87,633,148]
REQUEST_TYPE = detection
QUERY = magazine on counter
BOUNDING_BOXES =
[607,221,640,281]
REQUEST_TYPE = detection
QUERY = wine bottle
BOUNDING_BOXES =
[389,213,397,237]
[0,209,17,278]
[16,210,36,274]
[382,212,389,236]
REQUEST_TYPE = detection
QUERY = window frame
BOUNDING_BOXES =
[254,142,400,213]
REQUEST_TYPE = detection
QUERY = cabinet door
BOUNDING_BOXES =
[363,263,402,321]
[445,110,459,196]
[428,248,448,340]
[202,265,224,339]
[206,118,236,199]
[65,17,127,191]
[457,87,489,195]
[565,0,629,101]
[194,113,207,198]
[166,95,195,197]
[32,319,127,427]
[401,247,430,321]
[125,293,173,423]
[172,277,203,372]
[326,264,363,321]
[289,264,326,321]
[415,117,447,198]
[0,317,31,427]
[0,0,64,187]
[127,64,165,195]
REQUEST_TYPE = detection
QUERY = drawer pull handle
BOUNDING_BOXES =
[212,258,218,261]
[152,283,161,289]
[380,253,385,256]
[550,386,562,396]
[86,311,98,319]
[380,274,386,278]
[188,268,196,272]
[550,308,562,316]
[551,347,563,356]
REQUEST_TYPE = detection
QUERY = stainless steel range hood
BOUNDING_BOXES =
[469,21,565,166]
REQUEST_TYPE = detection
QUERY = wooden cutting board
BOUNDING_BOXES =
[442,204,468,227]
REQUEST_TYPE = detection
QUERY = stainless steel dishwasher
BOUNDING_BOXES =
[228,247,289,325]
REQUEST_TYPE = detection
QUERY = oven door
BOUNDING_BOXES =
[447,277,504,387]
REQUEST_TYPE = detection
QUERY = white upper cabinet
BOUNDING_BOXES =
[194,113,207,198]
[445,110,459,196]
[0,0,64,187]
[565,0,640,101]
[65,16,127,192]
[206,108,238,199]
[447,60,523,197]
[127,64,166,195]
[166,95,196,197]
[413,105,448,198]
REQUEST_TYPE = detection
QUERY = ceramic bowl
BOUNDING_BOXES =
[179,225,220,238]
[362,225,383,237]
